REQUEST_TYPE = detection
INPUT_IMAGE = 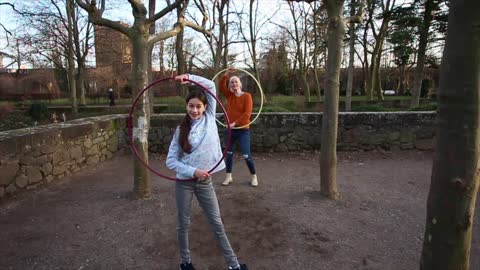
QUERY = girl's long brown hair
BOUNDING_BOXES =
[179,88,208,153]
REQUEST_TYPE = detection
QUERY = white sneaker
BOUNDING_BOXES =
[222,173,233,186]
[250,174,258,187]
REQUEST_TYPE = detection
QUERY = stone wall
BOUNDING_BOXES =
[0,112,436,199]
[0,115,126,199]
[147,112,436,152]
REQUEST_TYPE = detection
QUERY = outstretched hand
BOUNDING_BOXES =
[227,67,236,74]
[174,74,189,84]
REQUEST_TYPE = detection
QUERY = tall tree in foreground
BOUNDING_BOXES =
[77,0,207,198]
[66,0,78,114]
[289,0,364,199]
[420,0,480,269]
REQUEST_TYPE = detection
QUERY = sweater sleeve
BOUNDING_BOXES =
[188,74,217,117]
[166,128,196,178]
[219,74,233,98]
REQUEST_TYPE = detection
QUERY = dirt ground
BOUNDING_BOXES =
[1,150,479,270]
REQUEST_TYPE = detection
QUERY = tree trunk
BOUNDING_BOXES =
[373,43,384,101]
[76,0,194,200]
[76,63,86,106]
[249,0,259,81]
[311,1,322,102]
[147,0,156,112]
[320,0,344,200]
[420,1,480,269]
[368,35,385,101]
[176,7,187,96]
[345,0,356,111]
[131,34,152,199]
[366,0,391,101]
[66,0,77,115]
[362,20,370,99]
[410,0,435,109]
[213,1,227,72]
[301,73,310,101]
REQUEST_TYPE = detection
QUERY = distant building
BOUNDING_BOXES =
[94,24,132,67]
[0,68,61,100]
[93,24,132,97]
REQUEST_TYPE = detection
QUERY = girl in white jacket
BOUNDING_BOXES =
[166,74,248,270]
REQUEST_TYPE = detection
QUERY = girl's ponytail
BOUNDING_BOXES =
[178,87,207,153]
[179,114,192,153]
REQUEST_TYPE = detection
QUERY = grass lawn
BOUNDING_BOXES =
[0,95,436,131]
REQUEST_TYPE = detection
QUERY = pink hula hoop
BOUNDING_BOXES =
[127,77,232,181]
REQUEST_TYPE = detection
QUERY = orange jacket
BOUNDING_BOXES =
[219,74,253,129]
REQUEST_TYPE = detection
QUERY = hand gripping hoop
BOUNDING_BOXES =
[128,77,232,181]
[212,68,265,129]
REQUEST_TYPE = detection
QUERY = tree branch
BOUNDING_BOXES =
[147,0,184,24]
[76,0,130,36]
[148,23,183,45]
[128,0,147,17]
[344,0,366,24]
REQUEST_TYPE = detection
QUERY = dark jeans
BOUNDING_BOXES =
[225,129,256,174]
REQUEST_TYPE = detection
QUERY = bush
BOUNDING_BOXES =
[0,103,15,120]
[28,102,50,121]
[162,105,186,113]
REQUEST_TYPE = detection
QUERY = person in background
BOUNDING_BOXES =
[219,69,258,187]
[108,88,115,106]
[166,73,248,270]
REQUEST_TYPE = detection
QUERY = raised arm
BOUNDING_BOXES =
[219,73,233,98]
[187,74,217,117]
[174,73,217,116]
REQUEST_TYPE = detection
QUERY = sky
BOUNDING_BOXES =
[0,0,296,68]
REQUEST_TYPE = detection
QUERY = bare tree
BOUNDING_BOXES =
[310,1,328,102]
[365,0,396,101]
[0,2,22,65]
[284,1,312,101]
[288,0,364,199]
[409,0,439,108]
[77,0,208,199]
[223,0,279,93]
[66,0,78,114]
[420,0,480,268]
[175,1,189,96]
[15,0,93,107]
[345,0,358,111]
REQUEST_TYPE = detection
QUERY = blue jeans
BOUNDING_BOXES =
[175,179,239,268]
[225,129,256,174]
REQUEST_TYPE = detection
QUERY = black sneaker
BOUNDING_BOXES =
[180,262,196,270]
[228,263,248,270]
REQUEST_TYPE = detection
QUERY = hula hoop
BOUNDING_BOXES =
[212,68,265,129]
[128,77,232,182]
